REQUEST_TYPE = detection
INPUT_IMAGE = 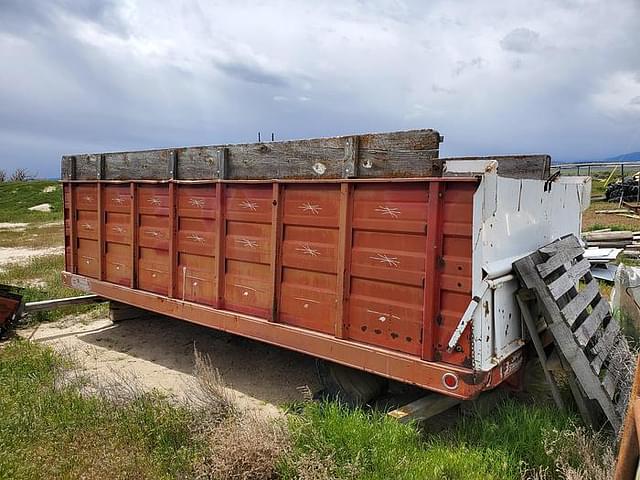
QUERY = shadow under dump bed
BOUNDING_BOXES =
[59,128,588,400]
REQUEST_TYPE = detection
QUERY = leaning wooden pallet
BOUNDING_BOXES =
[513,234,635,432]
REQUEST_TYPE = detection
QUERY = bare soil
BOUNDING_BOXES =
[18,312,321,416]
[0,246,64,271]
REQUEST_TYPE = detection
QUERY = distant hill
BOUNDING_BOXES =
[606,152,640,162]
[554,152,640,164]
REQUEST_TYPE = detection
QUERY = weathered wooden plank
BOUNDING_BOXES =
[574,296,610,347]
[516,293,565,410]
[536,237,583,278]
[538,234,582,255]
[442,154,550,180]
[546,258,591,300]
[76,154,98,180]
[591,320,621,374]
[104,150,173,180]
[175,146,218,180]
[387,394,460,423]
[603,364,623,398]
[561,280,600,326]
[61,155,77,180]
[61,129,441,181]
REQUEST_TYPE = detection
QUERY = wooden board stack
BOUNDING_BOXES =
[582,230,640,258]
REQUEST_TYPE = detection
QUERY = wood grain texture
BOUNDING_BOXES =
[61,129,441,181]
[443,154,551,180]
[574,297,610,347]
[546,258,590,300]
[591,319,621,374]
[561,280,600,326]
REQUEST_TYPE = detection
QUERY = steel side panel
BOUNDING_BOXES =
[279,184,341,333]
[65,179,481,378]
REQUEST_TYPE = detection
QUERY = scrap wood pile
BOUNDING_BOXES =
[583,230,640,260]
[595,206,640,220]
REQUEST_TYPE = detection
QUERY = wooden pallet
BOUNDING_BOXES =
[513,234,633,431]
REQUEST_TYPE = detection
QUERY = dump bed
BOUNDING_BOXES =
[60,129,585,399]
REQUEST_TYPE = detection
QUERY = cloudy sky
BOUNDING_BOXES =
[1,0,639,178]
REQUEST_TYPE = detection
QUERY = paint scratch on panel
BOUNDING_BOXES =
[299,202,322,215]
[369,253,400,267]
[296,244,320,256]
[236,238,258,249]
[240,200,258,211]
[375,205,401,218]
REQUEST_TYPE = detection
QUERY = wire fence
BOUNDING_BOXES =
[552,162,640,202]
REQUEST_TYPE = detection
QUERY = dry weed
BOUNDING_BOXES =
[193,413,290,480]
[292,451,360,480]
[523,424,615,480]
[191,346,238,421]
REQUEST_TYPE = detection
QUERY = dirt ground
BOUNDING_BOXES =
[0,246,64,271]
[18,312,321,416]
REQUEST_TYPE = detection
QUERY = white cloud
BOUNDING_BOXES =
[592,71,640,118]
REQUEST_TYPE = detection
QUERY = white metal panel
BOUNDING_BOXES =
[471,173,591,371]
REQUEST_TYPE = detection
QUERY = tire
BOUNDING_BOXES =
[315,359,388,407]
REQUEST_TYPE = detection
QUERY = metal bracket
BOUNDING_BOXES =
[447,280,489,352]
[343,136,359,178]
[217,148,228,180]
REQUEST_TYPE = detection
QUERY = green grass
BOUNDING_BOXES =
[281,400,582,480]
[0,180,62,223]
[0,221,63,249]
[583,222,632,232]
[0,340,609,480]
[0,254,105,322]
[0,340,198,479]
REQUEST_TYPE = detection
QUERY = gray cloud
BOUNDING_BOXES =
[0,0,639,178]
[500,27,541,53]
[215,60,290,87]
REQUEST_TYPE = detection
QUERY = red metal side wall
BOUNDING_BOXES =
[63,179,476,367]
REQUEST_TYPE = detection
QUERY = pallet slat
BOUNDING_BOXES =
[546,257,590,300]
[574,296,610,347]
[591,320,621,374]
[561,280,600,326]
[536,236,583,277]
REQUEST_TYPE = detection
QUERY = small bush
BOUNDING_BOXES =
[9,168,35,182]
[0,169,5,182]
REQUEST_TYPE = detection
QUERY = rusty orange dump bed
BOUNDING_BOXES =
[61,129,549,398]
